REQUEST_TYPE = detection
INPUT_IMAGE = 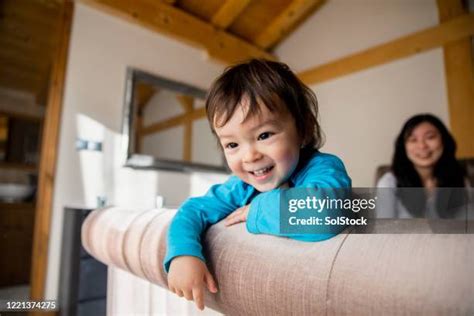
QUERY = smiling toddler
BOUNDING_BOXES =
[164,59,351,310]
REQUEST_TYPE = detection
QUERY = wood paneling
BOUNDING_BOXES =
[0,0,60,100]
[0,203,35,287]
[211,0,252,29]
[297,14,474,85]
[30,0,73,303]
[228,0,290,42]
[178,0,222,21]
[254,0,325,49]
[437,0,474,158]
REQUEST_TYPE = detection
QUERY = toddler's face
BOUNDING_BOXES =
[214,99,301,192]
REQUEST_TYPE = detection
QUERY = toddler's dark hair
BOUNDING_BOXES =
[206,59,322,149]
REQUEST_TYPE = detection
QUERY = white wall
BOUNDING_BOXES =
[46,3,227,299]
[275,0,449,186]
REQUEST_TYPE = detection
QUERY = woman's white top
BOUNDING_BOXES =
[376,172,432,218]
[375,172,470,219]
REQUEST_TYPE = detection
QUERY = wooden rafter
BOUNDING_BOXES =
[437,0,474,157]
[297,13,474,85]
[80,0,275,64]
[134,83,156,152]
[135,83,156,110]
[135,113,144,153]
[176,94,194,112]
[176,95,194,161]
[253,0,325,49]
[140,107,206,136]
[211,0,252,29]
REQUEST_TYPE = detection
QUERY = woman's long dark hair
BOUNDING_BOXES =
[392,114,466,218]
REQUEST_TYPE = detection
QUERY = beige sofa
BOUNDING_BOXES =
[81,206,474,315]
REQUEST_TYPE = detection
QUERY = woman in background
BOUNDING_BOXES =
[376,114,468,219]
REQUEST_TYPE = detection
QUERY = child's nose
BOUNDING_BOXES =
[243,146,263,163]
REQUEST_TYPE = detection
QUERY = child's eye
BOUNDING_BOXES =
[258,132,273,141]
[225,142,238,149]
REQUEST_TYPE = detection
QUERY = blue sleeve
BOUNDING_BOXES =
[246,153,351,241]
[164,176,253,272]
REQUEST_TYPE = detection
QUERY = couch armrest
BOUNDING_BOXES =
[82,206,474,315]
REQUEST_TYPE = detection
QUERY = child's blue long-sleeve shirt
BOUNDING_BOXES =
[164,151,351,272]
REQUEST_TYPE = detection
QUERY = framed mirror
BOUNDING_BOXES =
[122,68,228,173]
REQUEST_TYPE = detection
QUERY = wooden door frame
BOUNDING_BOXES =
[29,0,74,305]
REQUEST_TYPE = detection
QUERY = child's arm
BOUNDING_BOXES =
[164,176,253,271]
[165,176,254,309]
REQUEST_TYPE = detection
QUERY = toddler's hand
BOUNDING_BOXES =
[225,204,250,226]
[168,256,218,310]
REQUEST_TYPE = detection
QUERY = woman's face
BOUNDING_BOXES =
[405,122,444,170]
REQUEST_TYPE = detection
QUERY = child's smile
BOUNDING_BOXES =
[214,98,301,192]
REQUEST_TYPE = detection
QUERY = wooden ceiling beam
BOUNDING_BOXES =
[140,107,206,136]
[177,0,223,23]
[176,95,194,162]
[211,0,252,29]
[176,95,194,113]
[297,13,474,85]
[159,0,177,5]
[80,0,275,64]
[135,83,156,111]
[253,0,325,49]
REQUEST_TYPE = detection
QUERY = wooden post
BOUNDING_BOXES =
[437,0,474,157]
[29,0,74,308]
[177,95,194,162]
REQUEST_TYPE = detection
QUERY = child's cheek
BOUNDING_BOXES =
[280,149,300,174]
[225,155,241,173]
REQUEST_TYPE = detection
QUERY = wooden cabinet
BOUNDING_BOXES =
[0,202,35,287]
